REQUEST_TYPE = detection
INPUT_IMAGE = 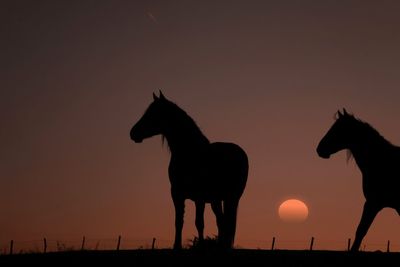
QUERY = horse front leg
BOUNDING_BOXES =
[195,201,205,244]
[172,196,185,250]
[351,201,381,252]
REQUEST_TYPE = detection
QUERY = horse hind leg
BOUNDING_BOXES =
[211,201,224,244]
[195,201,205,243]
[223,198,239,249]
[351,201,381,252]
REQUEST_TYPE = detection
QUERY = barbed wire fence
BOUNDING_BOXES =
[236,237,399,252]
[0,236,398,255]
[0,237,174,255]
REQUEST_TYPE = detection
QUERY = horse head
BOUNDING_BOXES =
[130,91,168,143]
[316,108,357,158]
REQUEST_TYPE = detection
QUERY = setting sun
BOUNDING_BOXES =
[3,1,400,256]
[278,199,309,223]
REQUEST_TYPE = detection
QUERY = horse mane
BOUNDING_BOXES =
[161,99,210,150]
[354,118,392,146]
[340,114,393,161]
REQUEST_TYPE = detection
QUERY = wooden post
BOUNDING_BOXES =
[271,237,275,250]
[152,238,156,250]
[43,238,47,253]
[116,235,121,251]
[387,240,390,253]
[9,240,13,255]
[81,236,86,251]
[347,238,351,251]
[309,237,314,251]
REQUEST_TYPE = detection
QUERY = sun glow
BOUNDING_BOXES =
[278,199,309,223]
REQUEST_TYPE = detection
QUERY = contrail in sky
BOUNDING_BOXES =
[146,11,158,24]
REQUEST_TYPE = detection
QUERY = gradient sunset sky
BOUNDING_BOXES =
[2,1,400,251]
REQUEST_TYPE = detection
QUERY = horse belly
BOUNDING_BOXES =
[169,162,222,201]
[363,171,400,207]
[179,172,230,202]
[169,142,248,202]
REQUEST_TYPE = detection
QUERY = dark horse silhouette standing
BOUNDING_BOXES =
[130,92,248,249]
[317,109,400,251]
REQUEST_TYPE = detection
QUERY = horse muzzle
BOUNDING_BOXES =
[133,138,143,143]
[130,130,143,143]
[316,147,330,159]
[131,135,143,143]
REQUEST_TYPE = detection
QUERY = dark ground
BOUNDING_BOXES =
[1,249,400,267]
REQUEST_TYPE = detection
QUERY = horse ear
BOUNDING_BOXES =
[159,90,166,100]
[343,108,349,116]
[337,110,343,118]
[153,92,159,101]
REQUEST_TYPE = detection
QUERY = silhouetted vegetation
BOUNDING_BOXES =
[1,249,400,267]
[187,235,220,250]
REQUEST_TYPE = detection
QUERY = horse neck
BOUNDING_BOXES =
[163,126,210,155]
[349,136,392,174]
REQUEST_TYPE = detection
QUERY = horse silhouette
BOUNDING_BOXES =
[130,91,248,249]
[317,109,400,251]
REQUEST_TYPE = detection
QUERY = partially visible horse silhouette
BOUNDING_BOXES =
[130,91,248,249]
[317,109,400,251]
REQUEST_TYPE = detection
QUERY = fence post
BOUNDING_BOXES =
[9,240,13,255]
[271,237,275,250]
[152,238,156,250]
[116,235,121,251]
[81,236,86,251]
[347,238,351,251]
[309,237,314,251]
[387,240,390,253]
[43,238,47,253]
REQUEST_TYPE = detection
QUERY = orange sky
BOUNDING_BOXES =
[2,1,400,251]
